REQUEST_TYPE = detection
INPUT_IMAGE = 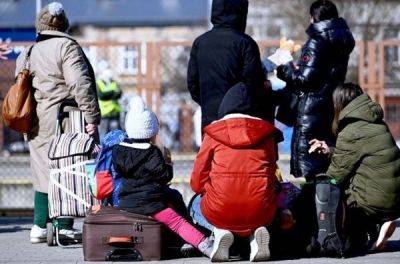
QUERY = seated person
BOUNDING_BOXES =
[309,83,400,253]
[113,97,213,257]
[190,82,283,262]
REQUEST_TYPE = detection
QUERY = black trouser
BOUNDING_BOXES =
[162,187,190,219]
[269,182,319,258]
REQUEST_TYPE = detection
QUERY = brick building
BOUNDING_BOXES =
[0,0,209,151]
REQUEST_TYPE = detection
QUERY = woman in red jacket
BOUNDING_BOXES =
[190,82,282,262]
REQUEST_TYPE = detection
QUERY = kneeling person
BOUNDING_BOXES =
[190,83,282,262]
[310,83,400,254]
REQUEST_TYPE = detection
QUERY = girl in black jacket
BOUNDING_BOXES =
[112,97,212,257]
[277,0,355,181]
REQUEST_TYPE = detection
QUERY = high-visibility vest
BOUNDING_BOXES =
[97,79,122,118]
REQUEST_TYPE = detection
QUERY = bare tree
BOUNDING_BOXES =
[248,0,400,41]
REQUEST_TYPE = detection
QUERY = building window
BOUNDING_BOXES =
[120,46,139,75]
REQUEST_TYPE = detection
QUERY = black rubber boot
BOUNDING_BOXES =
[315,177,345,257]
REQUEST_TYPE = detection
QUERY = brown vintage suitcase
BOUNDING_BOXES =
[83,207,162,261]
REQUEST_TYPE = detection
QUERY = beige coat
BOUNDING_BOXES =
[16,30,101,193]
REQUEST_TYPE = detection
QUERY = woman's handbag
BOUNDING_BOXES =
[2,46,36,133]
[275,87,300,127]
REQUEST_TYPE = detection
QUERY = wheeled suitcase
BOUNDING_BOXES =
[47,100,99,246]
[83,206,163,261]
[48,100,98,219]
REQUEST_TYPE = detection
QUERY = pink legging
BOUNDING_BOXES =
[153,207,205,247]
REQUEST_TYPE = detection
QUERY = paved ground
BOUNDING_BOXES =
[0,217,399,264]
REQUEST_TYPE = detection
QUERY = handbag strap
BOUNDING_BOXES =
[24,45,35,71]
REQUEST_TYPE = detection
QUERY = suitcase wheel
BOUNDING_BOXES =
[46,222,55,246]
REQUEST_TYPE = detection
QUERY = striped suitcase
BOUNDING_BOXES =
[48,106,99,218]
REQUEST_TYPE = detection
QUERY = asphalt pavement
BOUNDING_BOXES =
[0,218,399,264]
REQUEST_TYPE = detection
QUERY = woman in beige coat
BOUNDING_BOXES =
[15,2,101,243]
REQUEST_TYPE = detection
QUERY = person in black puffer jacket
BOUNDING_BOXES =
[112,96,213,257]
[277,0,355,181]
[188,0,273,128]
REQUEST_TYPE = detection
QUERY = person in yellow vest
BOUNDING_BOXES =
[97,67,122,138]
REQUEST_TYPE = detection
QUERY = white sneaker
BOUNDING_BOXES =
[198,237,214,258]
[210,228,234,262]
[58,228,82,240]
[371,221,396,251]
[249,227,271,262]
[30,225,47,244]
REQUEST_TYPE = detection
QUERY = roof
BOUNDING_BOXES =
[0,0,210,29]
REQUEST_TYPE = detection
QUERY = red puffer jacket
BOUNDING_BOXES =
[191,116,279,237]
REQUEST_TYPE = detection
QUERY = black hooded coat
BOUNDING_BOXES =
[188,0,271,128]
[112,139,173,215]
[277,18,355,180]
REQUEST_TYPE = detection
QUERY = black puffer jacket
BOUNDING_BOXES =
[188,0,272,127]
[277,18,355,180]
[112,139,173,215]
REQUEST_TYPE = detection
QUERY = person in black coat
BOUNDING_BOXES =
[277,0,355,181]
[112,96,213,257]
[188,0,273,128]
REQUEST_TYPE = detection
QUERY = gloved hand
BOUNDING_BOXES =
[86,123,98,135]
[268,48,293,66]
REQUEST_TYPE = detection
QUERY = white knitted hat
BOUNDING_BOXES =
[125,96,159,139]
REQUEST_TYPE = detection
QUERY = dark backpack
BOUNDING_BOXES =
[315,175,349,258]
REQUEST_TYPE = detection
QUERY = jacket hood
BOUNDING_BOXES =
[339,93,384,124]
[36,30,74,42]
[211,0,248,32]
[116,139,153,171]
[306,17,355,52]
[204,117,280,148]
[218,82,252,119]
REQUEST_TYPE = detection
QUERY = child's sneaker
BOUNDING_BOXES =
[249,226,271,262]
[197,237,214,258]
[180,243,196,257]
[210,228,234,262]
[30,225,47,243]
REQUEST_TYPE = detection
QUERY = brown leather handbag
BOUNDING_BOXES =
[2,46,36,133]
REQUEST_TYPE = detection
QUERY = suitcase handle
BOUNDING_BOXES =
[105,236,144,246]
[105,248,143,261]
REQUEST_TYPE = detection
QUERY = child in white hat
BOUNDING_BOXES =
[112,96,213,257]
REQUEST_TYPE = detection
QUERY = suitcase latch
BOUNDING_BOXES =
[133,223,143,232]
